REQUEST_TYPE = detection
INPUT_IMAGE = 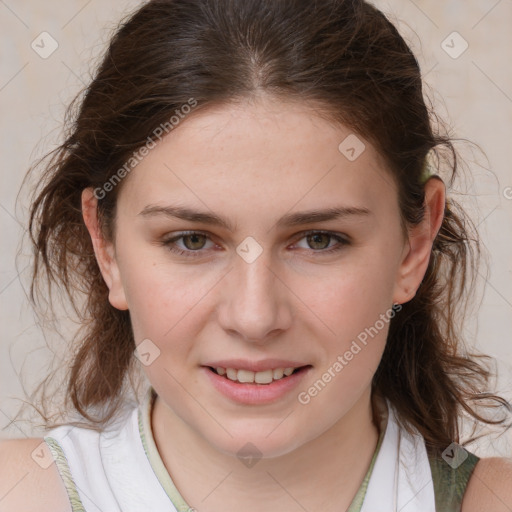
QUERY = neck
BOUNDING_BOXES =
[152,386,381,512]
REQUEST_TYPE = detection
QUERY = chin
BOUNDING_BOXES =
[199,419,311,461]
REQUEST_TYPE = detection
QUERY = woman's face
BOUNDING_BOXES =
[86,96,420,458]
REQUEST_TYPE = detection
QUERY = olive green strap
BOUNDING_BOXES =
[426,444,480,512]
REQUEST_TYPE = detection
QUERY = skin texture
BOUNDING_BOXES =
[80,95,446,512]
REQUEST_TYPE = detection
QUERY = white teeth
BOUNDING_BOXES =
[273,368,284,379]
[214,366,300,383]
[254,369,273,384]
[237,369,255,383]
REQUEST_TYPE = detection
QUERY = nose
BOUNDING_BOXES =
[217,247,293,344]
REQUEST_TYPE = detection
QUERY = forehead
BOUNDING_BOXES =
[117,96,397,220]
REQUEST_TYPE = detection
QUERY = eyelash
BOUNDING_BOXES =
[160,230,350,258]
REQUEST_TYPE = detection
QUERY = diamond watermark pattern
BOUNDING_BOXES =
[134,338,161,366]
[237,442,263,468]
[441,31,469,59]
[31,32,59,59]
[441,442,469,469]
[31,441,54,469]
[338,134,366,161]
[236,236,263,264]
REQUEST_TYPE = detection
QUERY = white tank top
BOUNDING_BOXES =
[43,385,452,512]
[44,386,188,511]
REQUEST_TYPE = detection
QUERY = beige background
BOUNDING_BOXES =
[0,1,511,457]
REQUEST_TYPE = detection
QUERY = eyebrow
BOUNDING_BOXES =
[138,204,372,232]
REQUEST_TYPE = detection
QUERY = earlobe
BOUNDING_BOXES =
[393,177,446,305]
[81,188,129,311]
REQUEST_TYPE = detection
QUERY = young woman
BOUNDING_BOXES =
[1,1,511,511]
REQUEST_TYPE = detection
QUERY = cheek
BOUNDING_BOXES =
[117,245,214,346]
[121,259,216,395]
[295,256,398,335]
[290,252,398,386]
[293,268,393,411]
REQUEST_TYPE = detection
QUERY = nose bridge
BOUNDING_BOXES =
[220,241,290,342]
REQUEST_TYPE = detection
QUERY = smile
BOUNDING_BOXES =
[203,364,312,404]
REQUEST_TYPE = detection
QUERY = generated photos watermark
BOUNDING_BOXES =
[297,303,402,405]
[93,98,198,200]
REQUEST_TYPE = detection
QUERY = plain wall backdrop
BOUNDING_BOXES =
[1,0,511,457]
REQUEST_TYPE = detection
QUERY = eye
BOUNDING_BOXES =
[292,230,349,254]
[160,230,349,258]
[160,231,215,257]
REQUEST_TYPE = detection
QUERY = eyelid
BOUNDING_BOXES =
[291,229,351,244]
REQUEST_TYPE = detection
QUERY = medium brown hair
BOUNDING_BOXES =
[18,0,510,453]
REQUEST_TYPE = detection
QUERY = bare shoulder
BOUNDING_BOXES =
[0,437,71,512]
[461,456,512,512]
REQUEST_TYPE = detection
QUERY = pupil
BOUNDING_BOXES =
[184,234,206,250]
[308,233,329,250]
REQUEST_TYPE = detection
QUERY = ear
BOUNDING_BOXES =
[81,188,129,311]
[393,177,445,305]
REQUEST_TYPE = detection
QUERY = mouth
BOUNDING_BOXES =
[206,365,311,385]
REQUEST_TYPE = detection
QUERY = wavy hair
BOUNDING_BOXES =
[16,0,511,454]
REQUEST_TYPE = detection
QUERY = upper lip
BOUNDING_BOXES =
[203,359,310,372]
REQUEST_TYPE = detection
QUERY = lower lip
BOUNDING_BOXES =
[202,366,312,405]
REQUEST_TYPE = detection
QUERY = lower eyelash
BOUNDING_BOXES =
[161,230,349,257]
